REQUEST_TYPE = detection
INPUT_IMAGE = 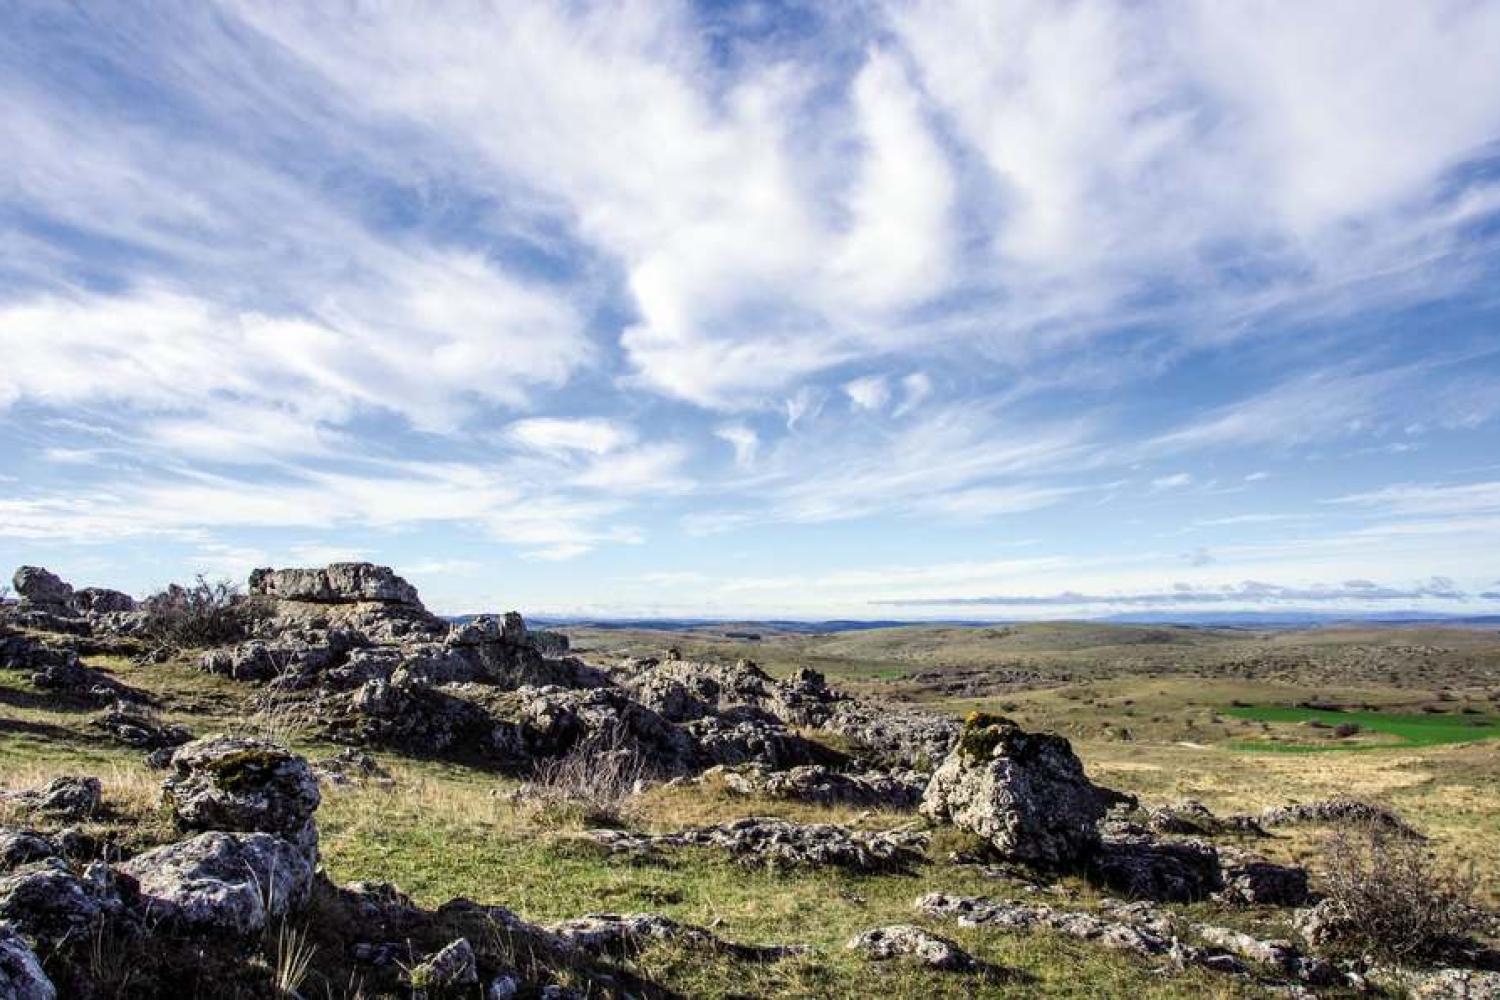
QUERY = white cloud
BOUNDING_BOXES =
[508,418,635,456]
[714,424,759,468]
[843,375,890,411]
[894,372,934,416]
[1151,472,1193,491]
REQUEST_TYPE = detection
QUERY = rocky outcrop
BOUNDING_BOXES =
[0,831,58,872]
[846,924,977,972]
[117,831,313,936]
[74,587,135,614]
[0,922,55,1000]
[919,714,1127,866]
[1143,800,1266,838]
[162,737,321,861]
[1216,853,1310,907]
[1090,838,1223,903]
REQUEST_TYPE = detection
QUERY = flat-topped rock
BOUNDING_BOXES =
[249,563,423,607]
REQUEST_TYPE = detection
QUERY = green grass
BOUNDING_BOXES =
[1224,704,1500,752]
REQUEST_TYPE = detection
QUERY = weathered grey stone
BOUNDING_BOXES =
[117,831,312,936]
[0,861,130,946]
[3,776,101,820]
[1215,854,1310,907]
[410,937,478,993]
[311,748,392,787]
[919,715,1126,865]
[11,567,74,611]
[1408,968,1500,998]
[0,923,55,1000]
[163,737,320,861]
[0,830,57,872]
[846,924,976,971]
[249,563,423,606]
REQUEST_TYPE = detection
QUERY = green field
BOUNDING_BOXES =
[1225,703,1500,752]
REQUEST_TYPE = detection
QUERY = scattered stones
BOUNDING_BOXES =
[74,588,136,614]
[916,893,1182,959]
[162,737,320,861]
[0,922,55,1000]
[846,924,977,971]
[1259,798,1424,839]
[550,912,805,961]
[582,817,927,874]
[1194,924,1338,985]
[1143,799,1266,838]
[919,714,1128,866]
[1407,967,1500,998]
[2,777,102,821]
[312,748,393,786]
[117,831,313,936]
[714,763,927,809]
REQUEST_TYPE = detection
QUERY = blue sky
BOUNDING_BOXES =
[3,1,1500,618]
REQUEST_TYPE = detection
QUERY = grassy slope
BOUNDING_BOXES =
[4,621,1500,996]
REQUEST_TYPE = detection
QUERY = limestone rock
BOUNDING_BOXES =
[90,703,191,752]
[1215,854,1310,907]
[0,831,57,872]
[117,831,312,936]
[549,912,804,961]
[1259,798,1422,839]
[74,587,135,614]
[846,924,977,971]
[162,737,320,860]
[0,861,133,946]
[1090,838,1222,903]
[919,714,1126,865]
[716,763,927,809]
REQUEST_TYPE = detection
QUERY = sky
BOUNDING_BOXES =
[3,1,1500,619]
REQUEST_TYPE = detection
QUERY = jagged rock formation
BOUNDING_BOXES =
[713,762,928,809]
[119,831,313,936]
[162,736,321,862]
[550,912,805,961]
[0,777,101,821]
[919,713,1130,865]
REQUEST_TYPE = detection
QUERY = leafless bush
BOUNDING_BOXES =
[516,723,648,828]
[140,575,261,648]
[1319,827,1480,963]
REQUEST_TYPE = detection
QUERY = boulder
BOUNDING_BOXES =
[117,831,312,936]
[1216,855,1310,907]
[684,717,842,770]
[919,714,1126,866]
[846,924,977,971]
[249,563,422,606]
[0,923,55,1000]
[162,737,320,860]
[11,567,74,611]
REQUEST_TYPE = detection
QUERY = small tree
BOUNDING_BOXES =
[140,575,259,649]
[1318,827,1479,964]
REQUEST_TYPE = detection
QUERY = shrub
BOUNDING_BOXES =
[141,575,260,648]
[1317,827,1479,963]
[516,723,647,828]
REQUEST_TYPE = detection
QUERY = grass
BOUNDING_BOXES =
[1223,704,1500,752]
